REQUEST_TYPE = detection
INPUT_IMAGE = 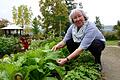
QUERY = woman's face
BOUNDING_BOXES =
[71,10,85,28]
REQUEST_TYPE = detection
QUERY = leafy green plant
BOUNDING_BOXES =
[0,37,20,57]
[0,45,65,80]
[0,38,101,80]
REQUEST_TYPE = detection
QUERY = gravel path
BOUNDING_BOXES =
[101,46,120,80]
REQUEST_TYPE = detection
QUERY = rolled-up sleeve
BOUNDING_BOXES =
[79,24,96,49]
[63,25,73,43]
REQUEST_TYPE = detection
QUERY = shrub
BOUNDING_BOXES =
[0,37,20,57]
[103,31,118,40]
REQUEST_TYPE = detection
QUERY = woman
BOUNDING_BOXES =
[52,8,105,67]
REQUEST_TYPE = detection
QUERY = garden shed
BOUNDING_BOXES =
[1,24,23,36]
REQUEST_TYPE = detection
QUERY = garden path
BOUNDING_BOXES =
[101,46,120,80]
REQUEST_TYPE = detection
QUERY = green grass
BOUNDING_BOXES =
[106,40,119,46]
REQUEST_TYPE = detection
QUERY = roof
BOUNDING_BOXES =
[1,24,23,29]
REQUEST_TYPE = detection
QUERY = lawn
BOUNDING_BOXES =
[106,40,119,46]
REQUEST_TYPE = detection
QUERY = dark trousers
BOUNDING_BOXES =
[66,39,105,65]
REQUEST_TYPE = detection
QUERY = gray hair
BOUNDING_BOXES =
[69,8,88,23]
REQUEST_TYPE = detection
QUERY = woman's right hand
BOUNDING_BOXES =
[52,41,65,51]
[52,44,59,51]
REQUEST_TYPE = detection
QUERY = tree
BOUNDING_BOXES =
[65,0,83,13]
[78,2,83,9]
[114,20,120,30]
[95,16,104,32]
[12,5,33,28]
[65,0,74,13]
[0,19,9,27]
[0,19,9,36]
[113,20,120,39]
[32,17,40,35]
[39,0,68,36]
[12,6,17,23]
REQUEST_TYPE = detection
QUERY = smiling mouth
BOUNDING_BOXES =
[76,20,83,23]
[76,21,82,24]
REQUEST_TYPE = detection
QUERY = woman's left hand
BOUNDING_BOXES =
[56,58,67,66]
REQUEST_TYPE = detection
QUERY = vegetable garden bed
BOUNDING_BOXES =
[0,38,101,80]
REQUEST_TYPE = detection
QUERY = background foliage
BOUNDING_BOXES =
[39,0,68,36]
